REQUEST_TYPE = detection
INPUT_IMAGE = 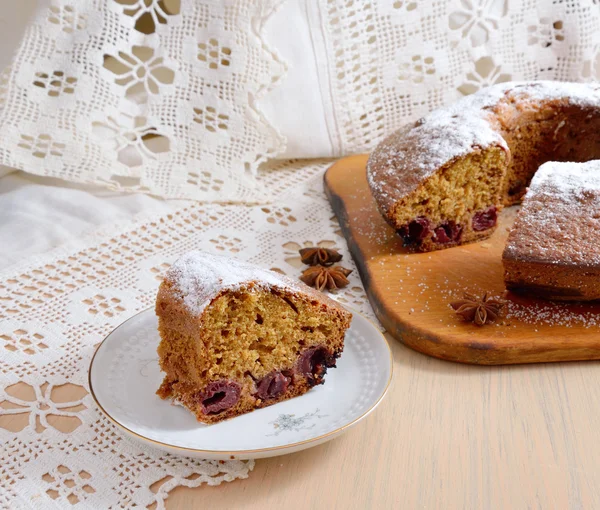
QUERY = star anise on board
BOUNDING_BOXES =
[450,292,505,326]
[299,247,343,267]
[300,265,352,291]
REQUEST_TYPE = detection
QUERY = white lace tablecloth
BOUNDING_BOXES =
[0,159,378,509]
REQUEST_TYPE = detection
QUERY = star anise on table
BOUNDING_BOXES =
[450,292,505,326]
[299,247,343,267]
[300,265,352,291]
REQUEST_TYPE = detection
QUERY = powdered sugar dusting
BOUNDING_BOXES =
[505,299,600,329]
[165,251,299,315]
[367,80,600,214]
[529,159,600,195]
[505,160,600,266]
[366,99,504,209]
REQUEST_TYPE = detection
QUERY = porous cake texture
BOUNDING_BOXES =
[503,161,600,301]
[155,251,352,424]
[367,81,600,252]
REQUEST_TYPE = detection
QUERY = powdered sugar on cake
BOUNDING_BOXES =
[529,160,600,196]
[165,251,301,315]
[505,160,600,266]
[366,98,504,208]
[367,81,600,211]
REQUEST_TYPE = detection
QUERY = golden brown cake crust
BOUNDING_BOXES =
[155,251,352,424]
[367,81,600,252]
[503,161,600,301]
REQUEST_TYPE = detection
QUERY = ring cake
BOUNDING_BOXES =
[367,81,600,252]
[503,160,600,301]
[155,251,352,424]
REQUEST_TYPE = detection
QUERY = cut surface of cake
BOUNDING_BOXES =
[155,251,352,424]
[503,160,600,301]
[367,81,600,252]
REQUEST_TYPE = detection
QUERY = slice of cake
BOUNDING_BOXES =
[503,160,600,301]
[155,251,352,424]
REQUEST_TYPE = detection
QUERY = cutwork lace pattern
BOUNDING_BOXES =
[0,0,287,202]
[0,1,598,198]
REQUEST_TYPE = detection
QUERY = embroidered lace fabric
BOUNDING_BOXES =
[0,0,598,200]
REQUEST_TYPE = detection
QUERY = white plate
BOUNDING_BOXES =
[89,308,392,460]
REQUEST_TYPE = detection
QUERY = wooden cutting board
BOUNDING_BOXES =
[325,154,600,365]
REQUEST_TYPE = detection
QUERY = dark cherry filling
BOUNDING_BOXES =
[297,346,336,387]
[508,180,524,197]
[397,217,431,245]
[472,206,497,231]
[256,371,291,400]
[433,221,463,244]
[197,380,241,415]
[398,217,467,246]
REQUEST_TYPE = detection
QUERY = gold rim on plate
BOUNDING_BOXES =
[88,306,393,456]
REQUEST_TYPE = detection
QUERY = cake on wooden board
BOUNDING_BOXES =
[503,160,600,301]
[155,251,352,424]
[367,81,600,252]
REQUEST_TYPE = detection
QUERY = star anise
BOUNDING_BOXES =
[300,265,352,291]
[450,292,505,326]
[299,247,343,267]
